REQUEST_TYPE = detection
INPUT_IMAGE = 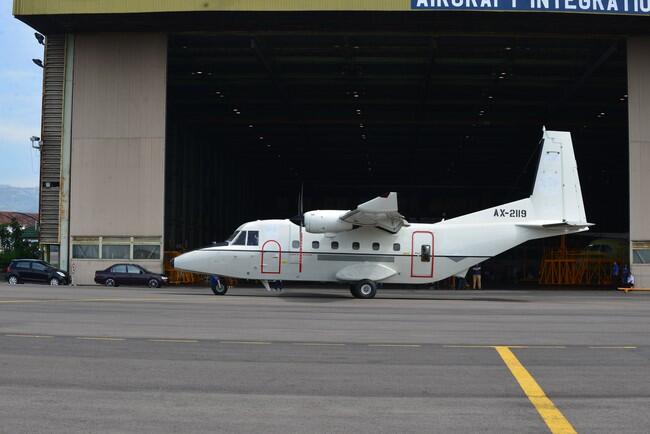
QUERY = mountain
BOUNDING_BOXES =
[0,185,39,213]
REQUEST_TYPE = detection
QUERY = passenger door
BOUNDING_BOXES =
[127,265,146,285]
[111,264,129,285]
[31,262,50,283]
[411,231,434,278]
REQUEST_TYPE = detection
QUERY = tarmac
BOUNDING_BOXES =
[0,282,649,433]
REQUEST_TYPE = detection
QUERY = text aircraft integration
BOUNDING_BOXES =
[173,129,591,298]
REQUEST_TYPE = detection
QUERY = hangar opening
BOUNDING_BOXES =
[164,11,629,273]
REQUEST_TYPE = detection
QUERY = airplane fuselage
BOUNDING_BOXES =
[173,215,577,285]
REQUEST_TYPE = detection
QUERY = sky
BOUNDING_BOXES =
[0,0,43,188]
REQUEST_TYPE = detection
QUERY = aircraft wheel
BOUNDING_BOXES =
[349,284,360,298]
[355,280,377,299]
[211,279,228,296]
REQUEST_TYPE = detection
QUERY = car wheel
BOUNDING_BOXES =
[355,280,377,299]
[8,275,19,285]
[148,278,160,288]
[211,280,228,296]
[105,278,116,287]
[49,277,60,286]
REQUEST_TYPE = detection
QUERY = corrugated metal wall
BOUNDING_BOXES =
[39,34,65,244]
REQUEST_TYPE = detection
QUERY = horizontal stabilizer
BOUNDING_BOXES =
[517,221,594,229]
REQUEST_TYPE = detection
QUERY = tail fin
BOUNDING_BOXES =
[530,129,588,225]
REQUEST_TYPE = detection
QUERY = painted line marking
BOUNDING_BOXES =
[588,346,636,349]
[495,346,577,434]
[443,345,495,348]
[4,334,53,338]
[368,344,421,348]
[220,341,271,345]
[77,337,125,341]
[292,342,345,347]
[148,339,199,343]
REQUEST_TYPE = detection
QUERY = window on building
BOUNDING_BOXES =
[393,243,401,251]
[72,244,99,259]
[312,241,320,249]
[352,242,360,250]
[232,231,247,245]
[331,241,339,250]
[292,240,300,249]
[133,245,160,260]
[633,241,650,264]
[372,242,380,251]
[247,231,259,246]
[102,244,130,259]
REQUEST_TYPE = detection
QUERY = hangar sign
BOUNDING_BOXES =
[412,0,650,14]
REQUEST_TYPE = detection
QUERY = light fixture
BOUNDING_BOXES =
[248,124,254,128]
[32,59,43,68]
[34,33,45,45]
[259,136,264,140]
[30,136,41,150]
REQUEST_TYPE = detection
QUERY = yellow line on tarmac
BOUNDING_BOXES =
[77,337,125,341]
[495,346,577,434]
[4,334,53,338]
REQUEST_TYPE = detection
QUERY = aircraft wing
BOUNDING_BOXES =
[339,192,409,233]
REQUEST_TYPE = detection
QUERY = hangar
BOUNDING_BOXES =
[13,0,650,285]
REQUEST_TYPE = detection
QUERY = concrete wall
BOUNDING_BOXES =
[69,33,167,284]
[628,37,650,288]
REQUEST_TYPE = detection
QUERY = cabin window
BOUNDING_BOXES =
[312,241,320,249]
[292,240,300,249]
[372,242,380,251]
[352,242,360,250]
[232,231,247,246]
[393,243,401,251]
[421,244,432,262]
[247,231,259,246]
[331,241,339,250]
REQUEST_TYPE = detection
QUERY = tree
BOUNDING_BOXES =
[0,218,40,268]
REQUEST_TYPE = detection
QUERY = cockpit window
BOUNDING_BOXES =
[232,231,247,246]
[247,231,259,246]
[226,231,239,243]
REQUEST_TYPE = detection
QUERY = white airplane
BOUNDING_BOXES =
[173,129,591,298]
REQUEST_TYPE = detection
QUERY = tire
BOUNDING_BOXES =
[211,279,228,296]
[49,277,60,286]
[354,280,377,299]
[148,278,160,288]
[8,275,18,285]
[105,278,116,287]
[349,284,360,298]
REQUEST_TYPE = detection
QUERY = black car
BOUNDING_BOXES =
[5,259,71,286]
[94,264,168,288]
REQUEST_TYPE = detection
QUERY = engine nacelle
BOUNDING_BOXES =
[304,210,354,234]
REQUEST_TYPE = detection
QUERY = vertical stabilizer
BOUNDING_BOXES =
[531,130,587,224]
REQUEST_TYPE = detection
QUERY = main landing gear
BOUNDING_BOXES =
[350,280,377,299]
